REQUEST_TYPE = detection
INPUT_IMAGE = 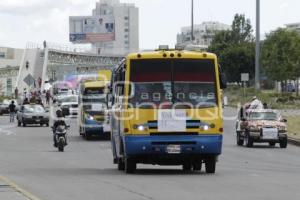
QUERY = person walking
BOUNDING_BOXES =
[9,101,16,123]
[14,87,19,99]
[46,90,50,105]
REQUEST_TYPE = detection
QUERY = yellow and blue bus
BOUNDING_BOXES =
[78,70,111,140]
[110,46,227,173]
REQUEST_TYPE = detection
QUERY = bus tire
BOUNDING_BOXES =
[182,163,192,171]
[118,159,125,171]
[193,162,202,171]
[85,133,92,140]
[125,158,136,174]
[269,142,276,147]
[205,156,216,174]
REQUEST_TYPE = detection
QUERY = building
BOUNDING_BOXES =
[177,21,231,49]
[286,23,300,34]
[69,0,139,56]
[0,47,24,96]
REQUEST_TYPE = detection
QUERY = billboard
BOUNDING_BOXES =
[69,15,115,43]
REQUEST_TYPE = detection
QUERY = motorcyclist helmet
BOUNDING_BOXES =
[56,109,63,118]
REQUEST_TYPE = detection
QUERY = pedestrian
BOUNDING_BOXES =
[9,100,16,123]
[14,87,19,99]
[23,98,29,105]
[46,90,50,105]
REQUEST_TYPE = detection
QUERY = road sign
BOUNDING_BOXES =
[241,73,249,82]
[23,74,35,87]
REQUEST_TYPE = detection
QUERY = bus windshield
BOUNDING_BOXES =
[84,88,104,95]
[129,59,217,108]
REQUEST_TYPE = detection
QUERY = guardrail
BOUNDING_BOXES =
[25,42,92,53]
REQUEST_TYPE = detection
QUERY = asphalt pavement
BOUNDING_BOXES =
[0,107,299,200]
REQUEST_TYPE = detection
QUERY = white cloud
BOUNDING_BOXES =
[0,0,46,7]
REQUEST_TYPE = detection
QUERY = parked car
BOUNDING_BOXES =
[0,99,19,115]
[236,108,288,148]
[17,104,49,127]
[57,95,78,117]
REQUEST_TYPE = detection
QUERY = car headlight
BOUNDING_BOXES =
[249,126,260,132]
[278,126,287,131]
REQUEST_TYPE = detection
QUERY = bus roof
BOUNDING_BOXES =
[83,80,108,88]
[126,50,217,60]
[98,70,112,82]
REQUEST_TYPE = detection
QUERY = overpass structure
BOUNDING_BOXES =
[16,42,124,92]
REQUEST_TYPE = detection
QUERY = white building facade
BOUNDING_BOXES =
[0,47,24,96]
[69,0,139,56]
[286,23,300,34]
[177,21,231,49]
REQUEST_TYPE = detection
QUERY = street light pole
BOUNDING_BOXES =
[255,0,261,90]
[191,0,194,43]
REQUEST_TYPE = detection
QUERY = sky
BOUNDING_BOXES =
[0,0,299,50]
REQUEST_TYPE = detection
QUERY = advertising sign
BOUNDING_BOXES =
[69,15,115,43]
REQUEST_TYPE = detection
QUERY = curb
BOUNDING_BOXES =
[288,137,300,147]
[0,175,41,200]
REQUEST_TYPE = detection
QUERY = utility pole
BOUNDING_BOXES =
[191,0,194,43]
[255,0,261,90]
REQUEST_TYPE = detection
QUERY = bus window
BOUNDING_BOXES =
[129,59,172,108]
[173,59,217,108]
[129,59,217,108]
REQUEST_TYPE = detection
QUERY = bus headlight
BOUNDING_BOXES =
[87,115,94,120]
[200,125,210,131]
[133,124,148,131]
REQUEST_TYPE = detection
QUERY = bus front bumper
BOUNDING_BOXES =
[124,134,223,156]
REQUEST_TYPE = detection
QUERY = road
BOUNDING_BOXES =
[0,107,299,200]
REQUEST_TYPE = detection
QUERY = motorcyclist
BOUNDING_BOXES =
[52,109,67,147]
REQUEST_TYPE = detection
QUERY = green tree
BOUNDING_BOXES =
[219,43,255,83]
[262,28,300,82]
[231,14,254,43]
[208,14,255,83]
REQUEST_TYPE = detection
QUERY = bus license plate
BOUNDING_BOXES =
[166,145,181,154]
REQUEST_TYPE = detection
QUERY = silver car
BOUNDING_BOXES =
[17,104,49,127]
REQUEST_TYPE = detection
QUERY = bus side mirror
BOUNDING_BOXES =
[220,73,227,89]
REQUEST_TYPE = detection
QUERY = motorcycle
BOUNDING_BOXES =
[52,125,70,152]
